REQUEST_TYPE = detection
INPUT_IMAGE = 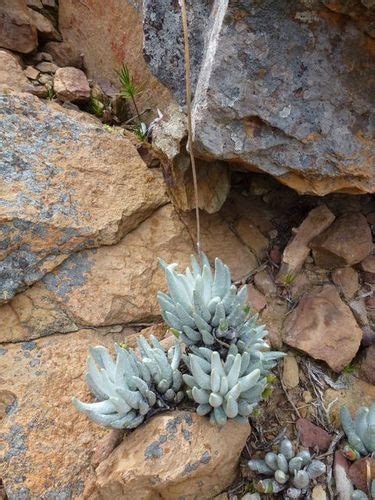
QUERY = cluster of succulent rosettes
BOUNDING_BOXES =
[248,439,326,497]
[72,335,183,429]
[158,254,283,358]
[340,404,375,461]
[183,348,267,425]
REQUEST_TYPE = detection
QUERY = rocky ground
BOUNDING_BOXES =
[0,0,374,499]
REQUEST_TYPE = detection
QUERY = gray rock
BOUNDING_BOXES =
[143,0,213,103]
[144,0,375,195]
[192,0,374,195]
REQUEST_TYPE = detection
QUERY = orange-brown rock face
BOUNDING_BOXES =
[84,411,250,500]
[58,0,173,111]
[0,93,167,305]
[0,330,125,498]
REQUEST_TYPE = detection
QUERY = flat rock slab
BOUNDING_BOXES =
[283,284,362,372]
[0,94,167,304]
[310,213,373,268]
[191,1,374,195]
[296,418,332,452]
[84,410,250,499]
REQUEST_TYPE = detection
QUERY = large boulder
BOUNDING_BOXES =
[0,327,169,498]
[145,1,375,195]
[84,410,250,499]
[0,330,122,498]
[0,93,167,305]
[0,204,194,342]
[283,284,362,372]
[0,49,32,93]
[143,0,213,104]
[58,0,172,111]
[0,0,37,53]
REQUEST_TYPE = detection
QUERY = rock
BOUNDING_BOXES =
[278,205,335,280]
[38,72,52,85]
[359,345,375,384]
[259,298,288,350]
[334,451,353,500]
[296,418,331,452]
[348,457,375,493]
[360,254,375,283]
[234,218,269,260]
[254,270,277,297]
[33,50,53,62]
[189,2,375,195]
[362,325,375,347]
[0,93,167,305]
[53,66,90,102]
[84,411,250,499]
[23,65,39,80]
[144,0,211,104]
[311,485,327,500]
[0,0,37,53]
[349,298,369,326]
[0,389,16,421]
[283,285,362,372]
[59,0,172,111]
[282,354,299,389]
[27,0,43,8]
[0,49,32,93]
[247,285,267,313]
[27,8,61,41]
[303,391,313,404]
[91,429,125,469]
[332,267,359,300]
[0,205,193,341]
[35,61,58,73]
[183,211,259,281]
[310,213,373,269]
[152,104,230,214]
[0,329,149,498]
[42,0,56,7]
[325,378,375,428]
[43,40,83,68]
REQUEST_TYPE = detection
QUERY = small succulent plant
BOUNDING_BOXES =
[351,480,375,500]
[158,254,284,360]
[341,404,375,459]
[248,439,326,496]
[72,336,183,429]
[183,349,267,425]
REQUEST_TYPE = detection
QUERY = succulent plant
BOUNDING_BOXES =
[351,481,375,500]
[183,349,267,425]
[158,254,284,360]
[72,336,183,429]
[341,404,375,458]
[248,438,326,496]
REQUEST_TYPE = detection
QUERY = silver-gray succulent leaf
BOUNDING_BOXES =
[249,439,326,494]
[340,404,375,457]
[183,350,266,426]
[72,336,183,429]
[158,254,285,366]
